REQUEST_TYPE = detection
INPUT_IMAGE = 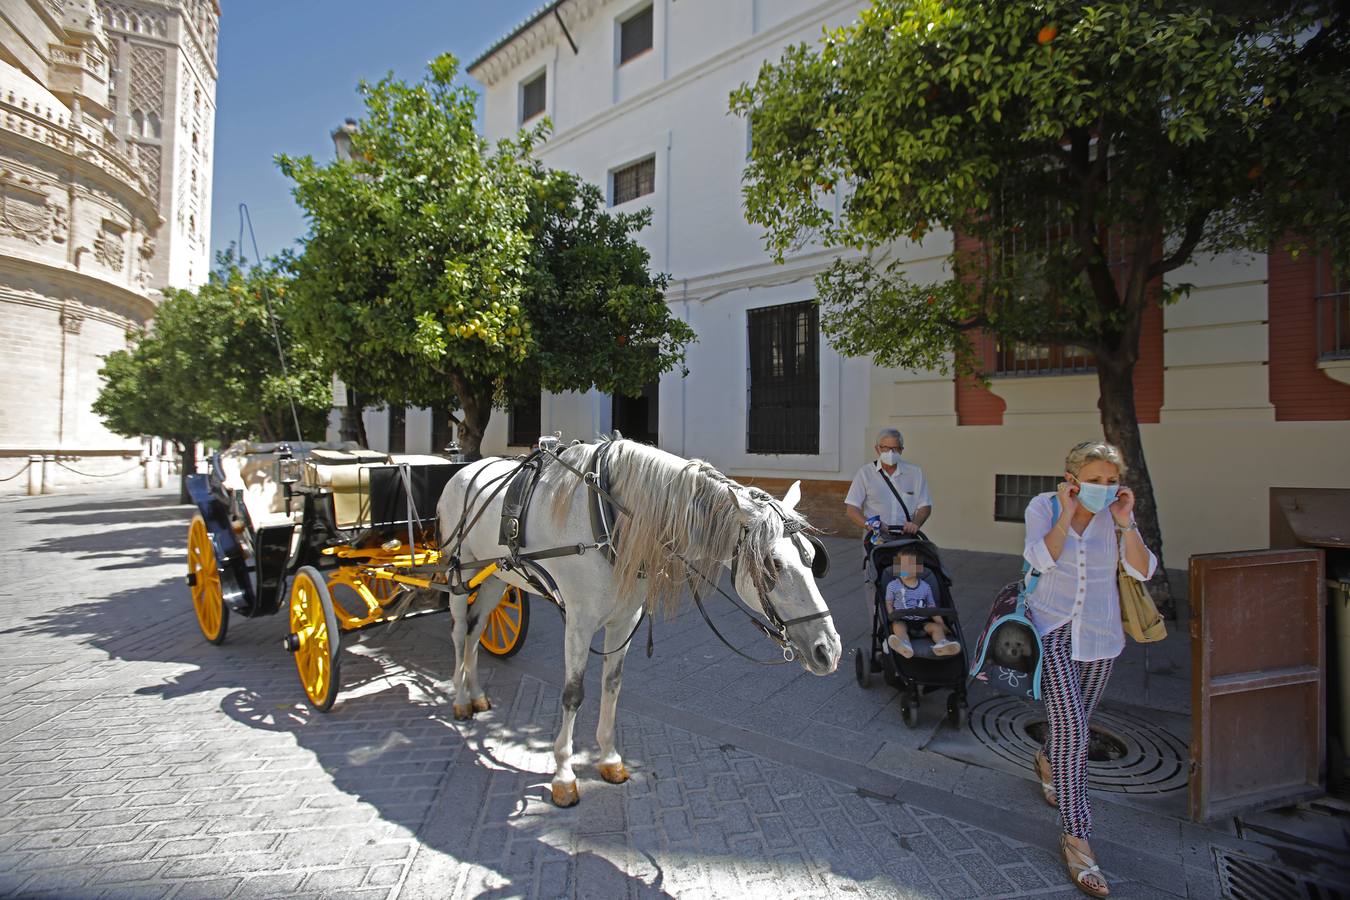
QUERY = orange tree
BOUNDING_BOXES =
[279,55,692,458]
[731,0,1348,601]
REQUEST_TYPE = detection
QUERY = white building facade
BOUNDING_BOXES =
[406,0,1347,562]
[0,0,218,492]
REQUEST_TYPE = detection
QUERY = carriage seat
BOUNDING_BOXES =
[303,453,455,530]
[217,451,296,530]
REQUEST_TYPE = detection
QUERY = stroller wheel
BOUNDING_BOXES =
[901,698,920,728]
[853,647,872,688]
[946,693,968,731]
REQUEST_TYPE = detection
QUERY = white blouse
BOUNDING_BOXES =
[1022,492,1158,662]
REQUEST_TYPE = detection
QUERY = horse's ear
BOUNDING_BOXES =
[781,480,802,515]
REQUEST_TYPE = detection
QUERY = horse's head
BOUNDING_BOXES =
[729,481,841,676]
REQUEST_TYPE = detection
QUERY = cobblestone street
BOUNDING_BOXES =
[1,489,1225,898]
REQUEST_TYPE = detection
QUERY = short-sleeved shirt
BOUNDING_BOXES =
[844,459,931,527]
[1022,492,1158,662]
[885,577,935,618]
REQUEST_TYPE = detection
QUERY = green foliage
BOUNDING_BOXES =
[94,252,332,445]
[732,0,1349,376]
[278,54,693,453]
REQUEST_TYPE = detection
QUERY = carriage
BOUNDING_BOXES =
[183,441,529,711]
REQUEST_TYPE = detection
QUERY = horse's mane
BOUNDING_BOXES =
[547,437,806,617]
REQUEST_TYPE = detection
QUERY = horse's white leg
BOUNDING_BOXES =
[551,612,596,807]
[461,580,502,713]
[596,604,644,785]
[449,583,498,719]
[448,593,474,720]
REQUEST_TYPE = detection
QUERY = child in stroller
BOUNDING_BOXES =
[885,550,961,659]
[854,537,969,728]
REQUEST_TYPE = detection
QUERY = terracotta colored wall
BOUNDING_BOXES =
[1268,247,1350,421]
[739,476,856,536]
[955,331,1006,425]
[1132,298,1164,423]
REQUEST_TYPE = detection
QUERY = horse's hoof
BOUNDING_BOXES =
[452,703,474,720]
[551,781,580,807]
[598,762,630,784]
[471,696,491,713]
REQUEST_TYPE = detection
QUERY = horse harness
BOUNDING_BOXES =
[444,437,832,663]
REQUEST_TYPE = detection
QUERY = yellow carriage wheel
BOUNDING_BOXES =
[287,566,342,712]
[187,515,228,645]
[478,585,529,658]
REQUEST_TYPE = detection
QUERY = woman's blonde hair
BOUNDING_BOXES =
[1064,440,1127,477]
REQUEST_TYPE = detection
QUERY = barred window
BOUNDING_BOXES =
[1316,251,1350,360]
[520,71,545,123]
[619,5,653,65]
[747,301,819,455]
[995,474,1059,522]
[996,340,1095,376]
[611,156,655,206]
[508,393,541,447]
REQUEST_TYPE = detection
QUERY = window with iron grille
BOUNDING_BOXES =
[612,380,659,445]
[618,5,653,65]
[986,184,1108,377]
[387,406,405,454]
[1316,251,1350,360]
[747,301,819,454]
[520,71,546,123]
[994,474,1059,522]
[430,408,454,454]
[508,393,542,447]
[611,156,655,206]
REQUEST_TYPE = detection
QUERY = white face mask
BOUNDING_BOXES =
[879,450,899,466]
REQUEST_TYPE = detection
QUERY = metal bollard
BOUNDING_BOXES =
[143,456,153,489]
[41,455,55,494]
[159,455,170,488]
[151,455,163,488]
[27,455,42,496]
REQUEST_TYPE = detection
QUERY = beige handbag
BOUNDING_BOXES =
[1118,564,1166,643]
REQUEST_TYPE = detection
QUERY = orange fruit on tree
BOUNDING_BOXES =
[1037,25,1058,45]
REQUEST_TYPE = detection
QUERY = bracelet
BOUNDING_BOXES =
[1053,521,1068,536]
[1116,521,1137,532]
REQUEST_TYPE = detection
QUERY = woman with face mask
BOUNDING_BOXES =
[1021,440,1156,898]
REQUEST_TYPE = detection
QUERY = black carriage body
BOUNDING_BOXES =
[188,456,466,619]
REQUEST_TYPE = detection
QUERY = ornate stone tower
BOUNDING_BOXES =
[101,0,218,289]
[0,0,219,486]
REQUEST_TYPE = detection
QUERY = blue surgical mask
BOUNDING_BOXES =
[1075,480,1119,514]
[896,570,911,579]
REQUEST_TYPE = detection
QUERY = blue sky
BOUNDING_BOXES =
[209,1,545,265]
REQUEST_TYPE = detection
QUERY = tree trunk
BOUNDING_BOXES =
[1096,356,1175,617]
[450,374,494,461]
[339,387,368,447]
[175,438,198,504]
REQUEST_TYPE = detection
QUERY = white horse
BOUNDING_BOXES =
[436,438,841,807]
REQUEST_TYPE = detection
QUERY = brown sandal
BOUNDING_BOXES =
[1061,835,1109,898]
[1034,750,1058,807]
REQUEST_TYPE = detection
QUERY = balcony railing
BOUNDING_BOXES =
[1317,287,1350,360]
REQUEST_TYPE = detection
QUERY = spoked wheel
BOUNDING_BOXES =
[478,585,529,658]
[187,516,228,644]
[286,566,341,712]
[853,647,872,688]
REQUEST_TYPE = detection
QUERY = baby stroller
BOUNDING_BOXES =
[853,535,969,729]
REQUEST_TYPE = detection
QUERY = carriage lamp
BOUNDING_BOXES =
[276,443,303,486]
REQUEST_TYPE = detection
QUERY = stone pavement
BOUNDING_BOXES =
[0,487,1296,899]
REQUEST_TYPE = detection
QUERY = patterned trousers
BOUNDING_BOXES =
[1041,624,1115,839]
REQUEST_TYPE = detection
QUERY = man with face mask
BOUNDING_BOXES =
[844,427,932,541]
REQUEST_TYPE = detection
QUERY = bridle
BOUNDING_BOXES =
[701,511,833,664]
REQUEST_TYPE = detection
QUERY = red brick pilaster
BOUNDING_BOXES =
[1269,246,1350,421]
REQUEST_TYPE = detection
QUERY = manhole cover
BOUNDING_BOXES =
[1215,848,1350,900]
[968,695,1188,794]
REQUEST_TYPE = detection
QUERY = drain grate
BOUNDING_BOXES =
[1215,848,1350,900]
[967,695,1188,794]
